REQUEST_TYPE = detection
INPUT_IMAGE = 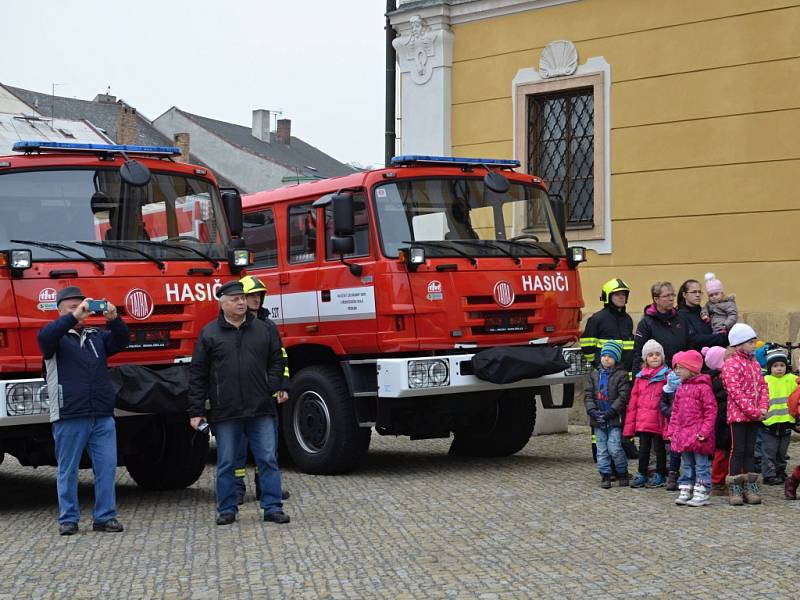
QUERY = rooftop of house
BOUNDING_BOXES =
[172,108,355,179]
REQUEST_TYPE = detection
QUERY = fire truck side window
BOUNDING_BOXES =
[242,209,278,268]
[324,195,369,260]
[287,203,317,264]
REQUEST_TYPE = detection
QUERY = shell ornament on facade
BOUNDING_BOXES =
[539,40,578,78]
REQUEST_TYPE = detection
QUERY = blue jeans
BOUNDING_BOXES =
[235,414,280,497]
[52,416,117,524]
[214,416,282,516]
[595,426,627,476]
[678,452,711,487]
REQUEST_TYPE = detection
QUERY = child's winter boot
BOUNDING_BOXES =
[665,471,679,491]
[686,484,710,507]
[645,472,666,488]
[711,482,727,496]
[600,474,612,489]
[630,473,648,488]
[742,473,762,504]
[617,472,630,487]
[726,475,744,506]
[674,484,692,506]
[784,466,800,500]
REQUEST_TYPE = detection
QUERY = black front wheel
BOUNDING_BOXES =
[449,391,536,457]
[282,365,370,474]
[125,421,208,490]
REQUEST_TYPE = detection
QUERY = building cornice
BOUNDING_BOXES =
[391,0,580,26]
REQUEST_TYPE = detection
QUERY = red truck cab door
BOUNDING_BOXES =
[242,207,284,328]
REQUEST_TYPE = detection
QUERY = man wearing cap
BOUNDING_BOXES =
[37,286,130,536]
[233,275,290,504]
[188,280,290,525]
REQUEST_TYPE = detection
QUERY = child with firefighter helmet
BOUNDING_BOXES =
[234,274,291,504]
[580,278,635,371]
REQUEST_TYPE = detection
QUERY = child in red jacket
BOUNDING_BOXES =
[625,340,670,488]
[667,350,717,507]
[721,323,769,506]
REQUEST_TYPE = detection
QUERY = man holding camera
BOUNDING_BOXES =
[38,286,130,536]
[188,280,289,526]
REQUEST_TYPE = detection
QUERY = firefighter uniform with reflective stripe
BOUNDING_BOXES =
[580,307,635,373]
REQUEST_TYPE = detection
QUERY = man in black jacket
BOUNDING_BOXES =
[188,280,289,525]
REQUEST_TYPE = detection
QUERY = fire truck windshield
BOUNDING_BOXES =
[0,168,229,261]
[373,177,567,259]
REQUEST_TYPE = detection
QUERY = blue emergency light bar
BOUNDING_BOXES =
[391,155,521,168]
[12,141,182,156]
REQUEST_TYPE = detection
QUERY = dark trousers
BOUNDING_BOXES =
[638,432,666,476]
[761,426,791,479]
[729,421,760,475]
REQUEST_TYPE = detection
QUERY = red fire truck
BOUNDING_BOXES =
[0,141,249,489]
[242,155,589,475]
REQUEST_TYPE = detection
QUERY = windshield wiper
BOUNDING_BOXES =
[136,240,220,269]
[11,239,105,271]
[449,239,521,265]
[76,241,165,270]
[493,239,560,265]
[401,240,477,266]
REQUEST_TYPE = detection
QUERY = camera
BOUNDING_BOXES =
[86,299,108,313]
[197,419,210,433]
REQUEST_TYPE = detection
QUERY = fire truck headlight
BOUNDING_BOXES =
[4,381,50,416]
[409,247,425,265]
[9,249,32,270]
[408,359,449,388]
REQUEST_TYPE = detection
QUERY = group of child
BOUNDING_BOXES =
[585,323,800,507]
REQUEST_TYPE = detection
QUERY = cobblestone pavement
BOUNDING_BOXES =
[2,426,799,599]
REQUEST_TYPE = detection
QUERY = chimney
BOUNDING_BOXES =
[116,104,138,145]
[93,93,117,104]
[276,118,291,145]
[174,133,190,163]
[252,109,271,143]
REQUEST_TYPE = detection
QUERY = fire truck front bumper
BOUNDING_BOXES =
[376,347,590,400]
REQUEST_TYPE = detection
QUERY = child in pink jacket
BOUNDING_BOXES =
[721,323,769,506]
[625,340,670,489]
[667,350,717,507]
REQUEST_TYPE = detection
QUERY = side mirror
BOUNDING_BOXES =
[120,159,151,187]
[549,193,567,238]
[222,190,243,237]
[484,170,509,194]
[332,192,355,235]
[332,236,355,255]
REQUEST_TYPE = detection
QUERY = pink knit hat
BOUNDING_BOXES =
[672,350,704,374]
[702,346,726,371]
[704,272,724,295]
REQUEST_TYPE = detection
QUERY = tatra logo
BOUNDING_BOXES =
[493,281,515,308]
[38,288,57,303]
[125,288,154,320]
[427,280,442,294]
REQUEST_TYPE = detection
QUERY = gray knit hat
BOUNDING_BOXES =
[641,339,665,360]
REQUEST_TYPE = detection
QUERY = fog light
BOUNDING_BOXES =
[409,247,425,264]
[8,249,32,270]
[5,381,50,416]
[232,249,251,267]
[569,246,586,264]
[408,359,449,388]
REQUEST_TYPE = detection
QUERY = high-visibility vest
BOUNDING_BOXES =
[763,374,799,427]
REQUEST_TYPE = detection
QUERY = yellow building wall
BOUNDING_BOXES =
[450,0,800,341]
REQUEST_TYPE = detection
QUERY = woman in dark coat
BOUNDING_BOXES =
[676,279,729,351]
[632,281,690,374]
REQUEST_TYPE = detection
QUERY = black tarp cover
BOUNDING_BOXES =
[471,346,568,384]
[111,364,190,414]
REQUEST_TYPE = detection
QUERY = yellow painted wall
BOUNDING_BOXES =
[450,0,800,340]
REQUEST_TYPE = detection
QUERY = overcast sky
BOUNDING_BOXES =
[2,0,388,167]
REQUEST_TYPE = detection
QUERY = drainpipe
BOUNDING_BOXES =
[385,0,397,167]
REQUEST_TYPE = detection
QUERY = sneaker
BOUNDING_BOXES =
[674,485,693,506]
[59,522,78,536]
[263,510,291,524]
[216,513,236,526]
[686,485,711,507]
[629,473,648,488]
[92,518,124,533]
[645,473,666,488]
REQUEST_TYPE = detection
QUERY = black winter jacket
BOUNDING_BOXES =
[584,366,630,428]
[580,305,635,371]
[188,311,285,423]
[708,369,730,449]
[677,304,729,352]
[38,314,130,422]
[632,304,690,373]
[255,307,290,392]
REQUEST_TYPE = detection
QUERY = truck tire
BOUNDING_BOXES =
[282,365,371,474]
[449,392,536,457]
[125,422,208,490]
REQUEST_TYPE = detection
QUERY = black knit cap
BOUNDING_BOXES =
[215,280,245,298]
[56,286,85,305]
